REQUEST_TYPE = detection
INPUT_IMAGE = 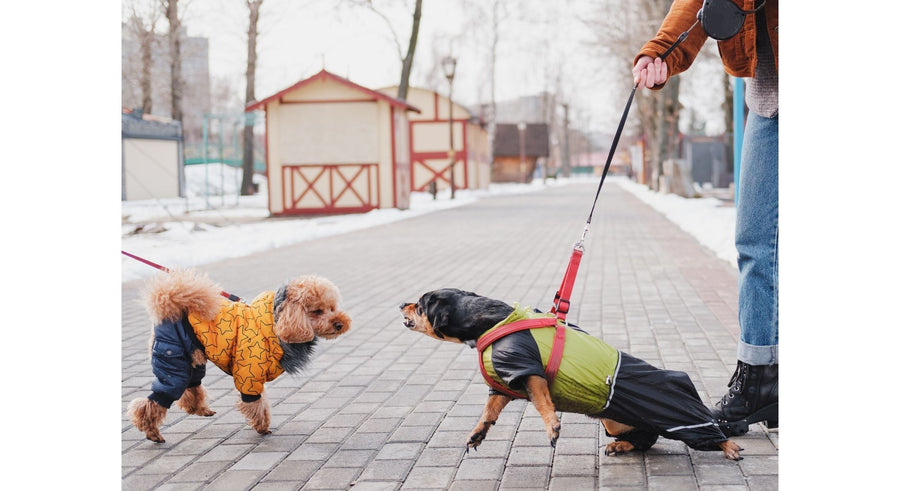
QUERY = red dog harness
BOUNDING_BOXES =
[478,246,582,399]
[476,316,566,400]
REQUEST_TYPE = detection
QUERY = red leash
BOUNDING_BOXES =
[121,250,243,302]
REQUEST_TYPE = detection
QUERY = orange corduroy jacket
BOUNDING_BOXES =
[635,0,778,88]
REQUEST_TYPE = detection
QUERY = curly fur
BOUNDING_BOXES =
[280,339,318,374]
[177,385,215,416]
[276,275,351,342]
[143,268,222,323]
[128,398,167,443]
[237,394,271,434]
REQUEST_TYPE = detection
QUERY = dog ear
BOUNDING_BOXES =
[274,282,315,343]
[420,292,448,339]
[431,311,449,339]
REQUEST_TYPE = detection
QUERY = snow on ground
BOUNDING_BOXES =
[121,165,736,283]
[617,178,737,268]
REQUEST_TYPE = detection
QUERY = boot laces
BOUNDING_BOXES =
[727,362,748,396]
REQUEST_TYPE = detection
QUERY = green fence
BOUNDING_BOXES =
[184,112,265,172]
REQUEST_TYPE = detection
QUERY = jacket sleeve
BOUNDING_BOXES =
[232,308,271,398]
[634,0,708,90]
[490,330,546,393]
[149,318,194,408]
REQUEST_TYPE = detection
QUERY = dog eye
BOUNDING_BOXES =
[416,306,423,315]
[310,309,324,315]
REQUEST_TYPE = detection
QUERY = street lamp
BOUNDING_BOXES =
[442,56,457,199]
[517,121,527,183]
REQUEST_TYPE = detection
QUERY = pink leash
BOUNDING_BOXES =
[121,250,243,302]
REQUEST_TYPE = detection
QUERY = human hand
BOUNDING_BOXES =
[633,56,668,89]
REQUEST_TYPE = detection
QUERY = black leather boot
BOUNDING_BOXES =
[711,361,778,437]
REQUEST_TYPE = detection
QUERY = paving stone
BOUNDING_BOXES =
[258,459,320,483]
[303,466,362,489]
[321,449,378,468]
[648,474,702,490]
[402,465,457,488]
[498,465,550,489]
[506,446,553,466]
[550,454,597,477]
[549,476,598,490]
[357,458,414,481]
[455,457,507,481]
[230,451,288,470]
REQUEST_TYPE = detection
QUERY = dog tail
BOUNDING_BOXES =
[143,268,224,323]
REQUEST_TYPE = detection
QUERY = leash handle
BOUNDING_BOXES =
[584,18,700,228]
[121,250,243,302]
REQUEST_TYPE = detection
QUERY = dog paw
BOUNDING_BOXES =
[466,431,486,449]
[603,441,635,456]
[145,430,165,443]
[466,420,494,450]
[549,422,561,448]
[197,408,216,417]
[719,440,743,461]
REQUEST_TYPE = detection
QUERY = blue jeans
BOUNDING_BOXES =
[735,112,778,365]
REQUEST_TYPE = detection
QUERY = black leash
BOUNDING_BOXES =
[551,18,700,320]
[584,18,700,232]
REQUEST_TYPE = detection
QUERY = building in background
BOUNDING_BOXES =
[379,86,490,193]
[247,70,420,216]
[492,123,549,183]
[121,108,184,201]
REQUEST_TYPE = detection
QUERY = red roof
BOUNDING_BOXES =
[246,69,420,113]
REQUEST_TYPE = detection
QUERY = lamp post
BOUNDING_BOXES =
[517,121,527,183]
[442,56,457,199]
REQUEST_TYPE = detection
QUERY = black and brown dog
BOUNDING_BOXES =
[400,288,742,460]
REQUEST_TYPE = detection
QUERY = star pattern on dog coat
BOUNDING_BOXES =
[189,291,285,396]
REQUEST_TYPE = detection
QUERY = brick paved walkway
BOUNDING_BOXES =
[121,180,778,490]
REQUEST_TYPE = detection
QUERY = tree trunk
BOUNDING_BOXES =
[488,0,500,165]
[396,0,422,101]
[242,0,263,195]
[164,0,183,122]
[128,8,157,115]
[652,77,681,190]
[140,30,154,114]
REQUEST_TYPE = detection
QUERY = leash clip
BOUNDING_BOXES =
[574,225,588,252]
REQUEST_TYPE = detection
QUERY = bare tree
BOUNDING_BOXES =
[126,1,161,115]
[584,0,685,190]
[487,0,501,154]
[344,0,422,101]
[397,0,422,101]
[241,0,263,195]
[162,0,183,122]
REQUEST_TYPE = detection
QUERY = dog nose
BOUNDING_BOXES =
[400,303,411,310]
[333,322,344,331]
